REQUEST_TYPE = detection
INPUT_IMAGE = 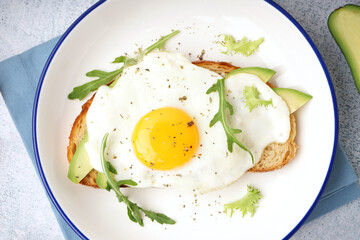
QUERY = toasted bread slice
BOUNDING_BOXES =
[67,95,98,187]
[67,60,297,187]
[192,61,297,172]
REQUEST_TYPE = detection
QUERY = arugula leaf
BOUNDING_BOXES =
[100,133,176,226]
[220,35,264,56]
[206,78,254,163]
[141,30,180,57]
[224,185,262,217]
[112,56,137,65]
[112,30,180,65]
[243,85,273,112]
[68,30,180,100]
[105,161,118,174]
[117,179,137,188]
[110,30,180,88]
[68,68,123,100]
[141,209,176,224]
[97,168,137,190]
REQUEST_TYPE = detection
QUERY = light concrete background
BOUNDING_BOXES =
[0,0,359,239]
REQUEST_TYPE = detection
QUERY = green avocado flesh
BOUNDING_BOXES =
[96,172,109,190]
[226,67,276,83]
[67,132,93,184]
[328,4,360,93]
[272,88,312,114]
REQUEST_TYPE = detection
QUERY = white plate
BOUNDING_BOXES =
[33,0,338,239]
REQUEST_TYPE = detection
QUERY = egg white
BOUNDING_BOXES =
[85,52,290,193]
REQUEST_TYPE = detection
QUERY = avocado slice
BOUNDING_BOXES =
[96,172,110,190]
[273,88,312,113]
[67,132,93,184]
[226,67,276,83]
[328,4,360,93]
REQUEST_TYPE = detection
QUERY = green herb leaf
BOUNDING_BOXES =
[68,68,123,100]
[68,30,180,100]
[124,199,144,226]
[126,206,137,222]
[224,185,262,217]
[112,56,137,65]
[243,85,273,112]
[100,133,176,226]
[112,56,128,63]
[108,56,139,87]
[206,78,254,163]
[220,35,264,56]
[141,30,180,57]
[142,209,176,225]
[117,179,138,187]
[105,161,118,174]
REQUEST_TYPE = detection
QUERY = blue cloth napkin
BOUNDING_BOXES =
[0,36,359,239]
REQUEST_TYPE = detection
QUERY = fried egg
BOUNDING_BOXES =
[85,52,290,193]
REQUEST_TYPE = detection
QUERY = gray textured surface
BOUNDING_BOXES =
[0,0,359,239]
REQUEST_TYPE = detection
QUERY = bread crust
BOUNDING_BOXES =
[248,114,297,172]
[67,60,297,187]
[67,95,98,187]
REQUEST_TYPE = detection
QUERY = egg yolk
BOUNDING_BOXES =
[132,107,199,170]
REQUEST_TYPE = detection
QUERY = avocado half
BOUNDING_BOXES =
[328,4,360,93]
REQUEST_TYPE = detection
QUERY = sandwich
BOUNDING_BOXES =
[66,30,311,225]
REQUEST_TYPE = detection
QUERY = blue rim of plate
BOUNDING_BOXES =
[32,0,338,239]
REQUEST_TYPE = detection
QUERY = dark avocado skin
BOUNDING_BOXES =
[328,4,360,93]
